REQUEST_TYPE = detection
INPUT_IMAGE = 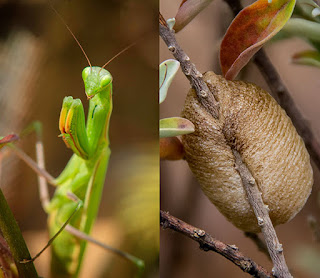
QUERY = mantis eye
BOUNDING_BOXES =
[82,67,91,81]
[100,74,112,88]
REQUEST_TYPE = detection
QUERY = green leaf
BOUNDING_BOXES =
[159,59,180,104]
[292,50,320,67]
[295,0,320,22]
[312,7,320,17]
[282,18,320,42]
[220,0,296,80]
[174,0,213,32]
[159,117,194,138]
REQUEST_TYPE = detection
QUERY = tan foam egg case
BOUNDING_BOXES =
[181,71,313,233]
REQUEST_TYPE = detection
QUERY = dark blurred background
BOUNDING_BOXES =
[0,0,158,277]
[160,1,320,278]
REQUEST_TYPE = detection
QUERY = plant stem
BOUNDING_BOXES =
[233,150,292,278]
[160,210,273,278]
[159,11,293,277]
[159,13,219,119]
[0,188,38,278]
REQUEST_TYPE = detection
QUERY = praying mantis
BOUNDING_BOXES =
[0,3,152,278]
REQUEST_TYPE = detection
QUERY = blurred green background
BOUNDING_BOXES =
[0,0,158,277]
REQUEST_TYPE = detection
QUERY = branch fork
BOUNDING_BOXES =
[159,11,299,277]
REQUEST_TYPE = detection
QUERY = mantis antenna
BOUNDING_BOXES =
[49,2,92,69]
[50,1,137,73]
[99,41,137,73]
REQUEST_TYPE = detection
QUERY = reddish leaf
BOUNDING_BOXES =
[220,0,296,80]
[180,0,187,6]
[0,134,19,149]
[174,0,213,32]
[292,50,320,67]
[160,137,184,160]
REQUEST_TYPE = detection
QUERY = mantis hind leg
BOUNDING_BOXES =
[22,192,83,264]
[47,184,144,277]
[65,225,145,278]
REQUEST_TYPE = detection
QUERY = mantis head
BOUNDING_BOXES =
[82,67,113,99]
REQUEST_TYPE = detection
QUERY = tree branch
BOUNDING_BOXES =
[159,13,219,119]
[160,210,273,278]
[223,0,320,171]
[160,11,295,277]
[307,215,320,242]
[233,150,292,278]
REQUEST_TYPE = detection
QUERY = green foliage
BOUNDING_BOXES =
[159,59,194,138]
[159,59,180,104]
[160,117,194,138]
[279,0,320,67]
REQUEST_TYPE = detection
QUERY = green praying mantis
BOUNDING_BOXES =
[0,6,144,278]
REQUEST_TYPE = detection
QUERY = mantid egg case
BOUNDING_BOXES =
[181,71,313,233]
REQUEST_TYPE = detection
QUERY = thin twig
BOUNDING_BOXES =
[65,225,145,270]
[307,215,320,242]
[8,145,56,186]
[159,13,219,119]
[233,150,292,278]
[159,11,291,276]
[223,0,320,171]
[160,210,273,278]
